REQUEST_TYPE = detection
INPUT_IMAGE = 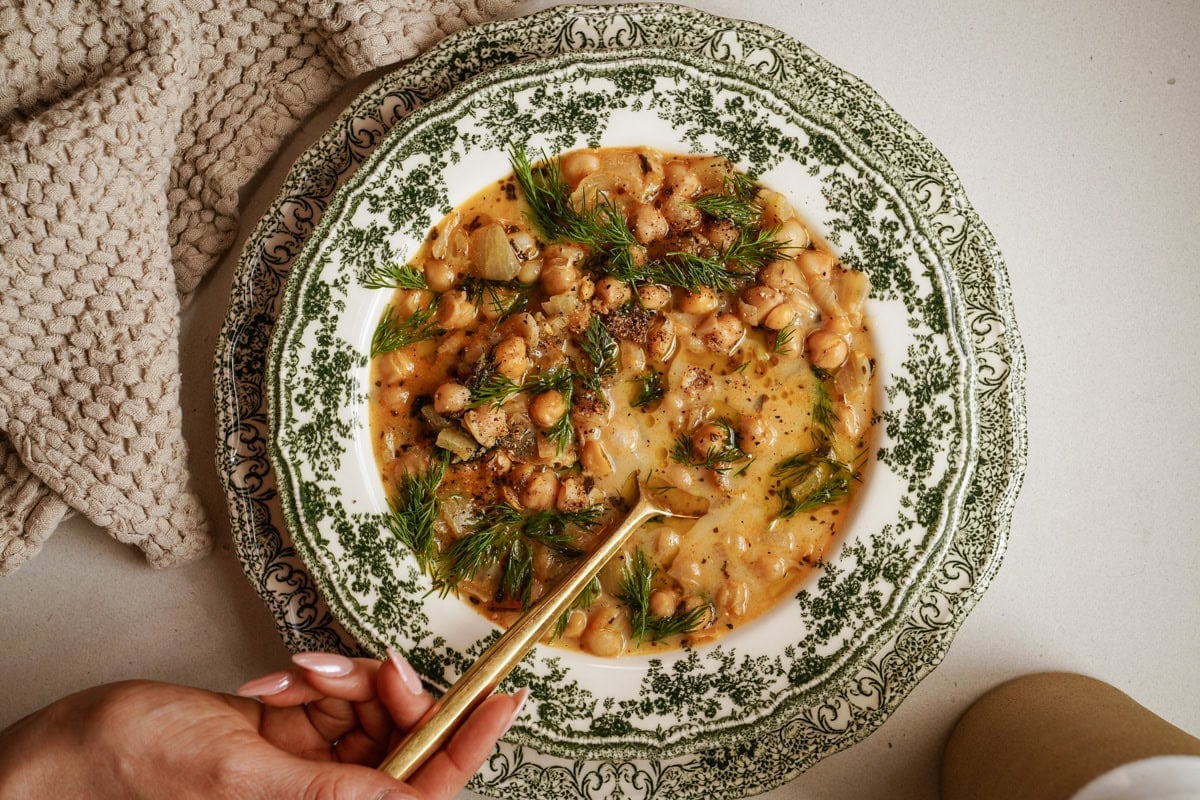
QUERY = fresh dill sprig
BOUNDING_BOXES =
[578,316,618,391]
[525,366,577,451]
[810,371,837,447]
[631,369,666,409]
[509,144,583,243]
[771,325,796,355]
[525,365,577,395]
[462,276,535,322]
[441,503,601,607]
[465,353,522,408]
[639,251,756,293]
[509,145,645,281]
[723,224,791,270]
[618,549,712,643]
[370,304,441,358]
[669,420,752,474]
[725,171,759,201]
[772,449,859,519]
[638,224,786,293]
[692,183,761,227]
[383,456,448,574]
[551,576,601,639]
[361,262,429,291]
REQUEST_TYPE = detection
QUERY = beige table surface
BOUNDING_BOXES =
[3,1,1198,797]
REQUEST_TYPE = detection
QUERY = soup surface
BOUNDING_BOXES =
[368,146,874,656]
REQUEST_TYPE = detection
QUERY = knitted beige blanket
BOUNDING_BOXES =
[0,0,519,575]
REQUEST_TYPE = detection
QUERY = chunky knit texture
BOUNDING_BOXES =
[0,0,518,574]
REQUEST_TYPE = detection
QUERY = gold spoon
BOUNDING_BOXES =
[378,477,704,781]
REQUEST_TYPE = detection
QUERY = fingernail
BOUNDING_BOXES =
[236,670,293,698]
[386,647,425,695]
[291,651,354,677]
[502,687,530,734]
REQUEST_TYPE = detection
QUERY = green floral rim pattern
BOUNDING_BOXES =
[216,6,1026,798]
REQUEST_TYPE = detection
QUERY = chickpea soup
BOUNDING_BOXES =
[367,146,874,656]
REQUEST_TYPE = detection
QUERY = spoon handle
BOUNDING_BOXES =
[378,490,660,781]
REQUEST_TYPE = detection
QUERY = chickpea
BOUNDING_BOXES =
[663,161,700,197]
[655,527,681,561]
[760,259,805,291]
[499,312,539,349]
[542,243,586,267]
[437,290,477,329]
[561,150,601,186]
[763,300,798,331]
[698,312,744,353]
[541,259,580,296]
[517,257,542,284]
[737,414,776,454]
[594,276,631,310]
[507,229,540,261]
[758,189,794,227]
[519,468,559,511]
[716,579,751,618]
[492,336,528,380]
[556,475,589,513]
[646,315,676,361]
[677,286,719,315]
[637,283,671,310]
[753,554,788,582]
[581,604,629,657]
[619,340,646,372]
[577,275,595,302]
[486,450,512,477]
[777,218,811,251]
[424,259,459,292]
[737,285,785,327]
[507,462,536,488]
[561,608,587,639]
[633,204,670,245]
[377,383,409,410]
[671,556,702,585]
[580,439,613,477]
[806,329,849,370]
[529,389,567,428]
[433,382,470,415]
[690,422,727,460]
[397,288,436,317]
[462,405,507,448]
[704,218,739,251]
[649,589,679,618]
[379,349,416,382]
[661,197,701,229]
[797,248,835,283]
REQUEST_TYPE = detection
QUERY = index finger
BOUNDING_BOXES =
[403,689,528,800]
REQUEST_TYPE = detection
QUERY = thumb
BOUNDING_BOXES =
[263,754,420,800]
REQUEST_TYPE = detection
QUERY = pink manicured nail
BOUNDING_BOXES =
[236,670,293,698]
[386,647,425,695]
[292,651,354,677]
[502,687,530,734]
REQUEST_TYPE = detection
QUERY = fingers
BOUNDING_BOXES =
[376,648,435,731]
[405,688,528,800]
[237,654,381,706]
[260,751,419,800]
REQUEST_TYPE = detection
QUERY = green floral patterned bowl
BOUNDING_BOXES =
[266,43,1020,768]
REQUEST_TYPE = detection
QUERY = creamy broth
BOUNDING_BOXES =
[368,146,874,656]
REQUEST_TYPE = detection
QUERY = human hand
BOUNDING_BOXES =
[0,650,526,800]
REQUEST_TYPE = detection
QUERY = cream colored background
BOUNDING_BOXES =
[2,1,1198,797]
